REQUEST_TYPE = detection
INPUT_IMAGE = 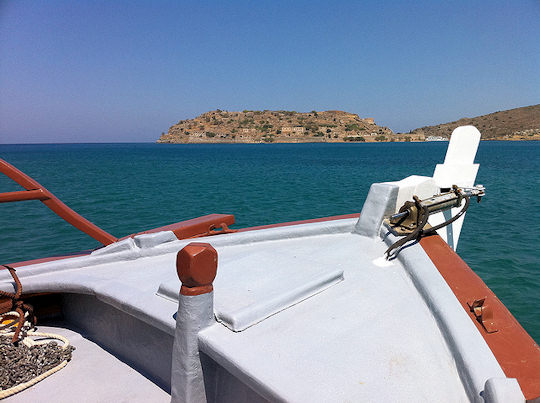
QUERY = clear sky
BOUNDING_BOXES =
[1,1,539,143]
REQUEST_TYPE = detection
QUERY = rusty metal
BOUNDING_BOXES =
[209,222,236,235]
[467,297,497,333]
[385,196,430,258]
[387,187,462,236]
[386,198,422,235]
[0,334,74,390]
[206,222,237,236]
[191,222,238,238]
[0,159,117,246]
[384,186,477,258]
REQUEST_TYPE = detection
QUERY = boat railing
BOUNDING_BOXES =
[0,158,118,246]
[1,158,239,251]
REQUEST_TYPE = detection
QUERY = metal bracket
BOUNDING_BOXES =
[384,184,485,236]
[467,297,498,333]
[191,222,237,238]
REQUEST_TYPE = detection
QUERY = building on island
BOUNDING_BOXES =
[281,126,305,134]
[425,136,448,142]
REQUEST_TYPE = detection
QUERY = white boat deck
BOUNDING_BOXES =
[3,323,170,403]
[198,231,470,402]
[1,218,505,402]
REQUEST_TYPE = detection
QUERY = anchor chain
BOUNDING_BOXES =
[0,265,75,399]
[0,334,74,392]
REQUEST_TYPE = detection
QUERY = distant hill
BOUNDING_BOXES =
[158,105,540,144]
[410,104,540,140]
[157,110,421,143]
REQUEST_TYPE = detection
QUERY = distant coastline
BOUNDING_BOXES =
[157,104,540,144]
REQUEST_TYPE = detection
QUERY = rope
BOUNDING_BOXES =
[0,319,74,399]
[0,361,68,399]
[0,265,35,343]
[0,265,74,399]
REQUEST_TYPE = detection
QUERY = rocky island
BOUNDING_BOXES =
[157,105,540,143]
[157,110,420,143]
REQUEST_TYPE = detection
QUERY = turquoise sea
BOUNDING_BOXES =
[1,142,539,342]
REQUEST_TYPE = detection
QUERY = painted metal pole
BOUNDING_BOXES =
[0,158,117,245]
[171,242,217,403]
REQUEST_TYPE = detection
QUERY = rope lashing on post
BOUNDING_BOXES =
[0,265,75,399]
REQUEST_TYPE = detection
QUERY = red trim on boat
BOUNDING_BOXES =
[420,234,540,400]
[5,214,357,269]
[120,213,236,241]
[6,215,236,268]
[3,251,93,269]
[236,213,360,232]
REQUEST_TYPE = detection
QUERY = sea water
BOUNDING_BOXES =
[0,142,538,342]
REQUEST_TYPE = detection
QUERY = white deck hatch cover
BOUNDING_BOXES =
[157,247,344,331]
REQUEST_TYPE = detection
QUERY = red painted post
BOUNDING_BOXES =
[176,242,217,296]
[172,242,217,402]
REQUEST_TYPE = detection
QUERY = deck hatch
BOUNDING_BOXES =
[157,248,344,331]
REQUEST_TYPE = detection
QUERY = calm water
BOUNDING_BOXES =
[1,142,539,341]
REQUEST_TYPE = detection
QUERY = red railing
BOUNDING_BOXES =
[0,158,118,246]
[1,158,239,251]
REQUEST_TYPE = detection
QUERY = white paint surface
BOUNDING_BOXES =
[385,175,439,214]
[3,324,170,403]
[442,125,481,165]
[159,244,344,332]
[431,126,482,249]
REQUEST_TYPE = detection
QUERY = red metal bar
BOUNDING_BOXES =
[0,189,49,203]
[2,251,93,269]
[123,214,236,240]
[0,159,117,246]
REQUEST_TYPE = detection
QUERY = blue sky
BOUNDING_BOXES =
[1,0,539,143]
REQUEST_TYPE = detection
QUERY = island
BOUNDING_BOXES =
[157,105,540,143]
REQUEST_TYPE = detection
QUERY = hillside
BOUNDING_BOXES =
[410,104,540,140]
[158,105,540,144]
[157,110,420,143]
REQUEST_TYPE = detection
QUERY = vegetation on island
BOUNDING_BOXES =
[157,104,540,144]
[410,104,540,141]
[157,110,407,144]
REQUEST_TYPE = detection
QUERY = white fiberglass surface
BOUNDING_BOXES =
[198,232,470,402]
[0,218,485,401]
